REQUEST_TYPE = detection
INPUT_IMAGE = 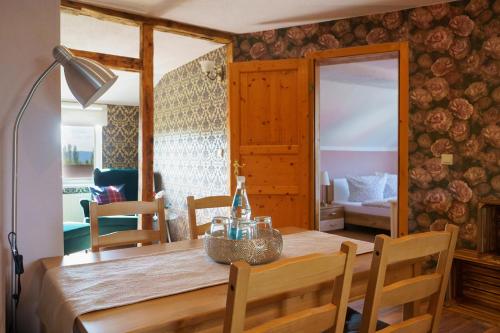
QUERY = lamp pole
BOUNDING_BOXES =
[7,46,117,333]
[9,60,58,333]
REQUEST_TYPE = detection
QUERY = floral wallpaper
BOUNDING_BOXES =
[102,104,139,169]
[234,0,500,249]
[154,46,229,241]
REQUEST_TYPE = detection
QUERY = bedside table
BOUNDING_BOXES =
[319,204,345,232]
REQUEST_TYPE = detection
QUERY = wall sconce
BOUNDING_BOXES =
[199,60,224,81]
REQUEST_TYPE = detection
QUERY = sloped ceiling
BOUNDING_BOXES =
[320,59,399,151]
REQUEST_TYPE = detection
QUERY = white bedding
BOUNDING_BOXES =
[361,197,397,208]
[334,200,391,217]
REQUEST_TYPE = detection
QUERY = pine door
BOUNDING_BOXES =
[229,59,314,229]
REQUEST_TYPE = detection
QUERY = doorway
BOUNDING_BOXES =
[309,42,409,239]
[59,7,232,253]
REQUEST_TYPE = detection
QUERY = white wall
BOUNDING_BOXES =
[0,1,62,332]
[63,192,91,222]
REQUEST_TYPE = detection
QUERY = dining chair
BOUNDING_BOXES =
[360,224,459,333]
[223,241,358,333]
[186,195,232,240]
[89,198,167,252]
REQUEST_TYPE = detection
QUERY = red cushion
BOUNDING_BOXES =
[90,185,126,205]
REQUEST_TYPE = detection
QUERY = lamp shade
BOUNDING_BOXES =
[321,171,330,186]
[53,46,117,108]
[199,60,215,73]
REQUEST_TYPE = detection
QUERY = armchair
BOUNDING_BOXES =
[80,168,139,235]
[65,168,159,254]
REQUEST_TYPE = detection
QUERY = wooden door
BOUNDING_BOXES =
[229,59,314,230]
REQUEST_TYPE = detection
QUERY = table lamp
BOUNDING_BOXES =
[8,46,117,332]
[321,171,330,206]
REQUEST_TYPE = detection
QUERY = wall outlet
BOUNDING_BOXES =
[441,153,453,165]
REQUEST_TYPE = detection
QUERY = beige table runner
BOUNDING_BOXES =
[38,231,373,333]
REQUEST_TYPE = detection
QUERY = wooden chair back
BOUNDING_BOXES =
[224,241,358,333]
[186,195,232,240]
[89,198,167,252]
[361,224,459,333]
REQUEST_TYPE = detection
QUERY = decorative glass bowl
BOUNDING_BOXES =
[203,229,283,265]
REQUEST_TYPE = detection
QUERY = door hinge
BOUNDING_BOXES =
[309,83,314,92]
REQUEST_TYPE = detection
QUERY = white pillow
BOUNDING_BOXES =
[333,178,349,202]
[384,174,398,198]
[375,172,398,198]
[346,174,387,202]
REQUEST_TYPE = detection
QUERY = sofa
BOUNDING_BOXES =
[63,168,139,255]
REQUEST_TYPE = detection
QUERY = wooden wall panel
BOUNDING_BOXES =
[239,71,299,145]
[138,23,154,230]
[241,155,299,186]
[250,195,301,228]
[230,59,313,230]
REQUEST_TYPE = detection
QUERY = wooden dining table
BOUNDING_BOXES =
[40,227,417,333]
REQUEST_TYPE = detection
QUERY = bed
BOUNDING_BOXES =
[333,177,396,232]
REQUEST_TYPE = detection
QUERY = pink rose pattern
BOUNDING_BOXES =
[430,57,455,76]
[234,0,500,249]
[449,15,475,36]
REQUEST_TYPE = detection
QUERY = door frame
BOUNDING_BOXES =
[307,42,410,237]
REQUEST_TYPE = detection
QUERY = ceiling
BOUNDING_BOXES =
[60,12,223,106]
[77,0,453,34]
[321,58,398,89]
[61,0,451,105]
[319,58,398,151]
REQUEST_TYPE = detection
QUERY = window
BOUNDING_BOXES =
[61,102,107,183]
[61,125,102,179]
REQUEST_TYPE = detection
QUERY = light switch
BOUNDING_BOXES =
[217,148,224,158]
[441,154,453,165]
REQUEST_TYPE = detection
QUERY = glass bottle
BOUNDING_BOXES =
[231,176,252,220]
[229,176,252,239]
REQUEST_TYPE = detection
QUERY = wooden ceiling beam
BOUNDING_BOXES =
[69,49,142,72]
[60,0,234,44]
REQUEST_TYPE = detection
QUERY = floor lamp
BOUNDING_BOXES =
[8,46,117,332]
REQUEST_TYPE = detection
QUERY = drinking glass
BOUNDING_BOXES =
[210,216,228,238]
[229,218,255,240]
[254,216,273,238]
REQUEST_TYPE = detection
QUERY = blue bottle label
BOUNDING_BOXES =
[229,227,239,240]
[232,194,241,208]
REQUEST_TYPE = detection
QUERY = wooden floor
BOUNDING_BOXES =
[349,300,500,333]
[328,224,383,242]
[329,228,377,242]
